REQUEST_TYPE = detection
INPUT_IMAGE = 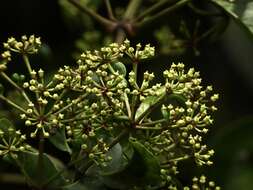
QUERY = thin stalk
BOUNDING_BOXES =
[0,72,32,104]
[161,155,190,166]
[0,72,22,90]
[68,0,115,27]
[114,0,143,43]
[124,92,131,118]
[22,54,32,75]
[141,119,167,126]
[196,23,221,42]
[23,54,41,103]
[136,0,191,27]
[104,0,115,20]
[0,95,27,114]
[135,126,162,130]
[45,89,67,116]
[188,3,221,16]
[123,0,143,20]
[130,61,139,121]
[134,0,174,22]
[49,93,87,116]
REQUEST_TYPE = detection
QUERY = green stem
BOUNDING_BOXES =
[188,3,221,16]
[134,0,175,22]
[161,155,190,166]
[0,72,39,115]
[0,72,21,90]
[124,92,131,118]
[196,23,221,42]
[68,0,115,27]
[136,126,162,130]
[0,95,27,114]
[123,0,143,20]
[49,93,87,116]
[45,89,67,116]
[136,0,191,27]
[104,0,115,20]
[22,54,32,75]
[141,119,167,126]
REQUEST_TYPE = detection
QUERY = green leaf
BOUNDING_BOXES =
[100,143,128,175]
[167,94,187,108]
[129,139,161,183]
[111,62,127,77]
[49,128,72,154]
[135,88,166,121]
[135,96,159,120]
[212,0,253,36]
[101,139,161,189]
[86,143,129,176]
[17,151,66,188]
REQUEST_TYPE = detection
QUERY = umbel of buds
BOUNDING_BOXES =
[0,35,219,189]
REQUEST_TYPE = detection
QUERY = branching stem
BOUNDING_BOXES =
[68,0,115,27]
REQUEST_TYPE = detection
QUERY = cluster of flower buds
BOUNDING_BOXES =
[0,126,30,158]
[3,35,41,54]
[183,175,221,190]
[19,67,69,138]
[0,51,11,71]
[81,137,111,167]
[123,39,155,60]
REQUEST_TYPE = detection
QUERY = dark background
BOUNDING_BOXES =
[0,0,253,189]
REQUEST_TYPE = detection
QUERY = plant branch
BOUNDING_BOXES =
[115,28,126,43]
[124,0,143,20]
[22,54,32,75]
[68,0,115,27]
[188,2,222,16]
[134,0,175,22]
[141,119,167,126]
[104,0,115,20]
[0,72,39,115]
[0,95,27,114]
[136,0,191,27]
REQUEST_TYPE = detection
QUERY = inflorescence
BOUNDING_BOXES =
[0,35,219,189]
